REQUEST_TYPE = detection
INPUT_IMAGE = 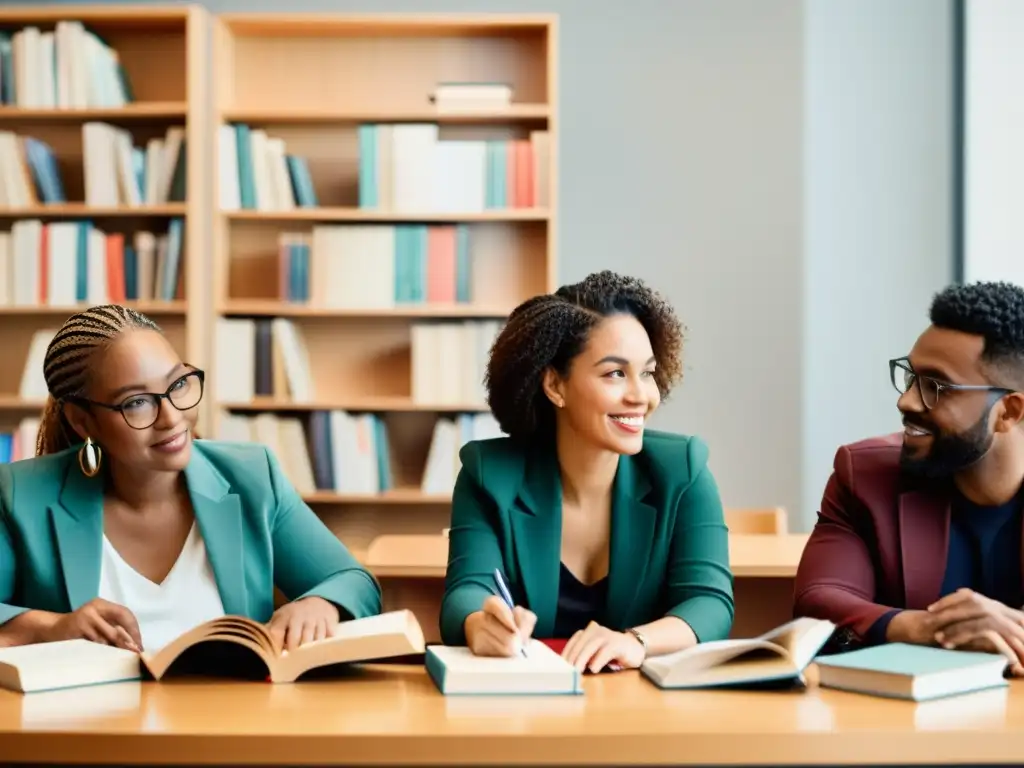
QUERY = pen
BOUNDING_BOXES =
[492,568,527,658]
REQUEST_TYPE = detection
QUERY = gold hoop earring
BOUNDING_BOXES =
[78,437,102,478]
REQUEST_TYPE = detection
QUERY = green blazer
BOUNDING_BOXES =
[0,440,382,628]
[440,430,735,646]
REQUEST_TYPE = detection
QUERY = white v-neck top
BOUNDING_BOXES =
[97,522,227,652]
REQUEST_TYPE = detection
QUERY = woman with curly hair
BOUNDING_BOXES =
[440,271,734,672]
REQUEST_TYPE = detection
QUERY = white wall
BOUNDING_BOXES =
[801,0,954,528]
[963,0,1024,285]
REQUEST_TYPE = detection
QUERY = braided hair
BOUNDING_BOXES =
[485,271,685,441]
[36,305,160,456]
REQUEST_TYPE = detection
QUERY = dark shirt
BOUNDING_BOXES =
[553,562,608,639]
[866,491,1024,644]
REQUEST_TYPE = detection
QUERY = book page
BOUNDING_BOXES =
[642,637,781,678]
[757,617,835,668]
[276,610,425,682]
[326,610,422,644]
[430,639,573,673]
[141,616,274,680]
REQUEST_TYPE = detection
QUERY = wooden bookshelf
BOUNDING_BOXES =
[0,5,210,452]
[210,13,557,632]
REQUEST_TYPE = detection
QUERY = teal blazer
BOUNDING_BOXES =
[0,440,382,628]
[440,430,734,646]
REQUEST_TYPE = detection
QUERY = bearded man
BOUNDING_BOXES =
[794,281,1024,673]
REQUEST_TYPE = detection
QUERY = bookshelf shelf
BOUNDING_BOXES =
[303,490,451,506]
[212,12,556,640]
[0,301,186,317]
[0,103,188,122]
[0,205,188,219]
[0,4,210,454]
[222,397,490,413]
[219,300,512,319]
[0,397,46,410]
[221,105,550,124]
[225,209,550,223]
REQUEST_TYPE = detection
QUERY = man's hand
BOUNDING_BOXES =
[927,588,1024,675]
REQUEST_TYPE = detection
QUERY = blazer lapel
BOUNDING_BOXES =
[898,486,951,609]
[50,463,104,611]
[606,455,655,629]
[509,445,561,638]
[184,450,247,617]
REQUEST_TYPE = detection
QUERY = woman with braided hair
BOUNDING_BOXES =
[441,271,734,672]
[0,305,380,653]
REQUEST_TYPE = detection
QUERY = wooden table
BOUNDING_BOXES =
[369,534,809,642]
[1,665,1022,765]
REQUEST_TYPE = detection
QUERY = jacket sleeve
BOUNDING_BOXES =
[439,447,503,646]
[663,439,735,642]
[265,449,382,620]
[793,446,893,639]
[0,464,27,627]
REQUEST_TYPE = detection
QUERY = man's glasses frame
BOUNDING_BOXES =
[889,357,1014,411]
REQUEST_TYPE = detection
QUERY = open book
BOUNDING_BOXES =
[142,609,425,682]
[640,617,835,689]
[0,610,425,692]
[426,639,582,695]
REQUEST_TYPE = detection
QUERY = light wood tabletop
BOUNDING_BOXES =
[366,533,810,579]
[0,663,1021,766]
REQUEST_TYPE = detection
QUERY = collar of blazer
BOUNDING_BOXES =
[504,438,657,637]
[48,440,248,616]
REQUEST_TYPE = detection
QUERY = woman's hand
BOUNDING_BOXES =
[267,596,340,653]
[465,595,537,657]
[41,598,143,652]
[563,621,645,673]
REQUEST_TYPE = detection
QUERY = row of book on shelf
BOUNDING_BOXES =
[0,125,185,209]
[275,223,472,306]
[0,418,40,463]
[219,410,502,495]
[215,316,502,407]
[218,122,549,214]
[0,409,504,498]
[0,22,132,108]
[0,219,184,307]
[358,124,549,212]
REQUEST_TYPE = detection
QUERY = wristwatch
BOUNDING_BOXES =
[625,627,648,660]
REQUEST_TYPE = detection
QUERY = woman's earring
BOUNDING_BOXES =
[78,436,102,478]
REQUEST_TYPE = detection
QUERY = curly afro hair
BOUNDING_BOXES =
[930,281,1024,386]
[485,270,685,441]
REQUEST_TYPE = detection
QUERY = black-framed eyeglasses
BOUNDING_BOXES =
[889,357,1014,410]
[69,369,205,430]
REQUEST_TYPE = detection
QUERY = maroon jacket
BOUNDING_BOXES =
[793,432,1003,643]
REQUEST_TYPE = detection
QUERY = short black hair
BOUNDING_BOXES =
[930,281,1024,385]
[485,270,685,441]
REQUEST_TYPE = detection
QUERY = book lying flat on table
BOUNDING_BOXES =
[0,610,425,693]
[814,643,1009,701]
[640,617,836,689]
[426,639,582,695]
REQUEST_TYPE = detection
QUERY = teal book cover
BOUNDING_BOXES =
[815,643,1008,701]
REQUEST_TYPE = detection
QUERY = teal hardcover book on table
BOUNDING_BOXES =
[426,640,582,696]
[814,643,1009,701]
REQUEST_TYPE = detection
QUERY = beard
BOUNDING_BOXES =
[899,405,995,480]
